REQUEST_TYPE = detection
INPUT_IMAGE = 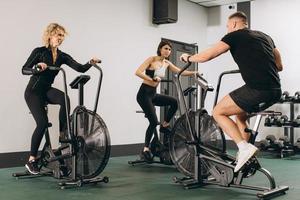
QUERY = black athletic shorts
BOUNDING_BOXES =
[229,84,282,113]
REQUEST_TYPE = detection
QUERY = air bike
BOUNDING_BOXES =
[13,63,111,189]
[169,62,289,199]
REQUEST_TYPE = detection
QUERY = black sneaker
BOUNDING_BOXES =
[159,125,171,134]
[25,160,39,175]
[141,150,153,163]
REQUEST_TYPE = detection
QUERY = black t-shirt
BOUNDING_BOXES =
[221,28,281,90]
[22,46,92,91]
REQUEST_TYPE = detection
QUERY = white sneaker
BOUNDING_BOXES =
[234,144,258,172]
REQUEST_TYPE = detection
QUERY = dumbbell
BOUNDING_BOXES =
[266,134,276,145]
[259,134,276,150]
[276,136,290,148]
[293,115,300,127]
[280,91,292,102]
[265,115,278,126]
[261,134,279,150]
[259,139,270,150]
[294,91,300,103]
[295,138,300,149]
[275,115,289,127]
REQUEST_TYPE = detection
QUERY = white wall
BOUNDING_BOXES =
[198,4,243,140]
[3,0,297,154]
[0,0,208,153]
[202,0,300,141]
[204,4,243,114]
[251,0,300,140]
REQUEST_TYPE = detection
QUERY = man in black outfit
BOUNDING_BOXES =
[22,23,100,174]
[180,12,283,172]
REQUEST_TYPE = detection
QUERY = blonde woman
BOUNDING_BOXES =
[22,23,100,174]
[135,41,197,162]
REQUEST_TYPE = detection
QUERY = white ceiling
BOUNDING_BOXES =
[188,0,253,7]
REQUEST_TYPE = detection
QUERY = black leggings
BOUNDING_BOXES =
[25,86,70,157]
[136,84,178,147]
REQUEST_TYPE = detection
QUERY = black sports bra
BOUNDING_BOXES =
[145,69,155,78]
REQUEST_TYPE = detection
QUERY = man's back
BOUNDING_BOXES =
[222,28,280,90]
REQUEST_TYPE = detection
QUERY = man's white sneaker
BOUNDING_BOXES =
[234,144,258,172]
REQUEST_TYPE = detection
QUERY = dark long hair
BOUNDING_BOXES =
[156,40,172,59]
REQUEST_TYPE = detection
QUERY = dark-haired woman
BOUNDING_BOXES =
[135,41,197,162]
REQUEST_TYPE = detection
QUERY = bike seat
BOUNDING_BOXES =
[254,102,273,112]
[43,101,49,107]
[247,102,282,118]
[136,110,147,118]
[183,86,197,96]
[136,110,157,119]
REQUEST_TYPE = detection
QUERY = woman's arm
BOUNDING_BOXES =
[135,56,155,81]
[22,48,41,75]
[63,53,92,73]
[165,60,197,76]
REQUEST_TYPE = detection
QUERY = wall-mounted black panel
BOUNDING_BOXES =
[237,1,251,28]
[153,0,178,25]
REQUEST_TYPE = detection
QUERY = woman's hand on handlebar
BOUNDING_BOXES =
[192,71,199,76]
[36,62,48,71]
[196,71,201,76]
[195,71,203,77]
[180,53,191,63]
[89,57,101,65]
[153,76,161,82]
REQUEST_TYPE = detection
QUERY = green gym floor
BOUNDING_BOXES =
[0,155,299,200]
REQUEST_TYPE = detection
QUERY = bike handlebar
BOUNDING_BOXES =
[195,72,214,92]
[213,69,241,107]
[219,69,240,76]
[47,66,61,71]
[37,59,102,72]
[160,79,173,83]
[178,61,192,77]
[177,61,214,92]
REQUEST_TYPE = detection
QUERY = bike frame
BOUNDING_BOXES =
[171,63,289,199]
[48,63,105,182]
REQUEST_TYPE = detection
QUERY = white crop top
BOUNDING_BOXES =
[154,67,166,78]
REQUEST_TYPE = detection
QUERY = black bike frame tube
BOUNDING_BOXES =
[178,62,192,77]
[48,66,77,180]
[174,73,195,140]
[200,154,234,169]
[47,67,71,141]
[229,184,269,191]
[92,63,103,113]
[175,62,216,142]
[79,83,84,106]
[176,62,213,141]
[258,168,276,189]
[213,69,240,107]
[177,61,193,126]
[199,144,235,161]
[176,62,203,183]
